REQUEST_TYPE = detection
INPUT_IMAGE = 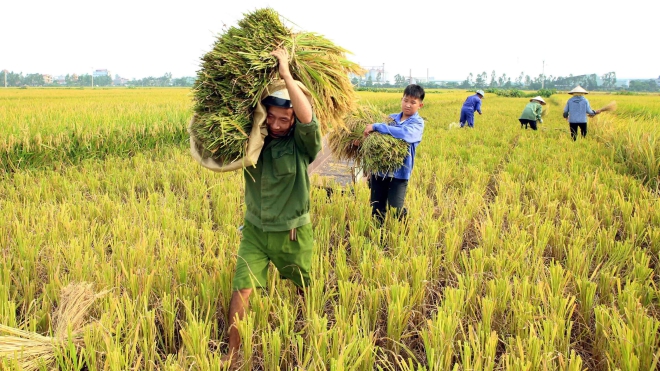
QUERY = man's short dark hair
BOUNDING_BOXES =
[403,84,425,101]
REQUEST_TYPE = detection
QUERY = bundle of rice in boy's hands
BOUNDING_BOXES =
[189,8,363,172]
[328,105,409,174]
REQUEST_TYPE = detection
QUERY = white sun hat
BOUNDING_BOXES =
[568,86,588,95]
[476,90,485,97]
[261,88,292,107]
[530,96,546,105]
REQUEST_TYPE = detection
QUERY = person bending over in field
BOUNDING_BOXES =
[519,96,546,130]
[563,85,600,141]
[459,89,484,128]
[362,84,425,224]
[222,48,322,365]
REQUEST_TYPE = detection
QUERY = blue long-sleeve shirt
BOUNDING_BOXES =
[563,95,596,123]
[462,94,482,114]
[371,111,424,180]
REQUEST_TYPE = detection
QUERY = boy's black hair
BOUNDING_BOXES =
[403,84,425,101]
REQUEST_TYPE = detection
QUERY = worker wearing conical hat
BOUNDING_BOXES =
[563,86,600,140]
[519,96,545,130]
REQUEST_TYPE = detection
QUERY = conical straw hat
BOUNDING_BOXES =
[568,86,588,95]
[530,96,546,105]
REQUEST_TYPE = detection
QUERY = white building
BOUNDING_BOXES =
[93,69,110,77]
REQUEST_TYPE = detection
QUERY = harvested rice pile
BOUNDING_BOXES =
[328,105,409,175]
[0,282,107,371]
[191,8,363,164]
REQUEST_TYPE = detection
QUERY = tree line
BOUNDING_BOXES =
[353,70,658,92]
[0,70,195,87]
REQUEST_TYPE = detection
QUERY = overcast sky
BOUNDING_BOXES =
[2,0,657,81]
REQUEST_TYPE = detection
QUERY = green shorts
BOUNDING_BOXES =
[232,221,313,290]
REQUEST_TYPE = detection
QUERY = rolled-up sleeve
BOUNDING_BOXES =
[294,113,322,161]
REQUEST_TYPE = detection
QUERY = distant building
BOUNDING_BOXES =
[429,80,457,87]
[55,75,66,85]
[42,74,53,84]
[411,76,434,84]
[93,69,110,77]
[361,66,388,84]
[113,76,130,86]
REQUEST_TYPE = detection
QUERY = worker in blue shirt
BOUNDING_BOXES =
[362,84,425,223]
[563,85,600,140]
[459,90,484,128]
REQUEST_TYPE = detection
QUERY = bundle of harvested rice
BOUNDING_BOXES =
[541,105,550,117]
[588,101,617,117]
[328,105,409,174]
[191,8,363,164]
[0,282,107,371]
[598,101,617,112]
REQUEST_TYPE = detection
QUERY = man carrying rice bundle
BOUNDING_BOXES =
[519,96,546,130]
[563,85,601,141]
[459,90,484,128]
[222,48,322,365]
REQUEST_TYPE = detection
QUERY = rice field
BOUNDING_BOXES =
[1,88,659,370]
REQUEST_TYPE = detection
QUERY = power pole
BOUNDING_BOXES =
[409,69,412,84]
[382,62,385,83]
[3,70,6,88]
[91,67,94,88]
[542,60,545,89]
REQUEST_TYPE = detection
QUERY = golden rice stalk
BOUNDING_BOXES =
[53,282,109,338]
[599,101,617,112]
[541,105,550,117]
[0,325,58,371]
[0,282,107,370]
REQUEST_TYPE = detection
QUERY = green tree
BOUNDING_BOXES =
[394,74,406,87]
[498,73,507,88]
[515,72,524,88]
[79,74,92,86]
[601,71,617,90]
[24,73,44,86]
[365,75,373,87]
[489,70,497,88]
[475,71,486,88]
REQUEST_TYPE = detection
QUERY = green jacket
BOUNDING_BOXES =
[244,115,322,232]
[520,102,543,121]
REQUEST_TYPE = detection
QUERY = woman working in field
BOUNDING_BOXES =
[563,86,600,140]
